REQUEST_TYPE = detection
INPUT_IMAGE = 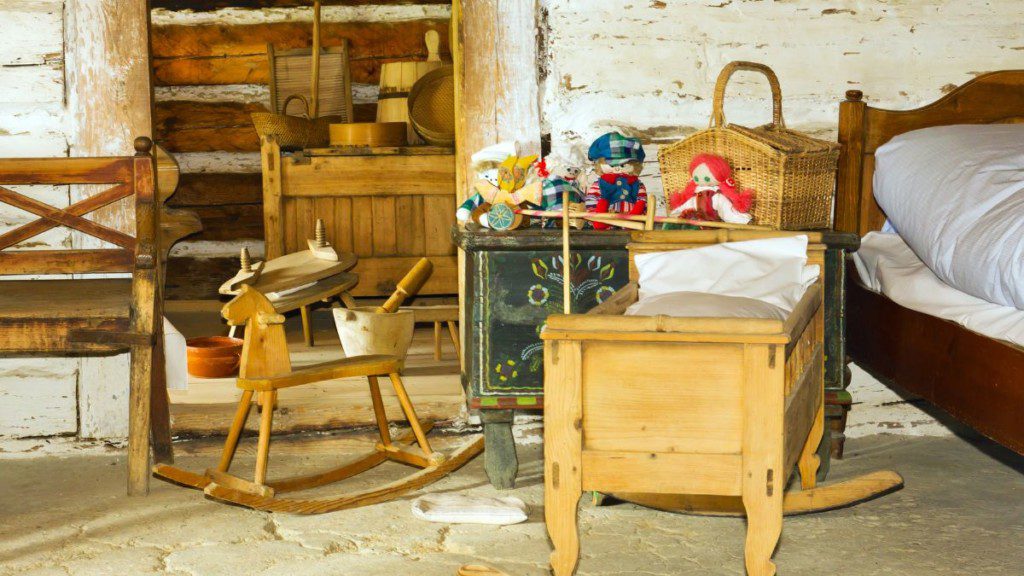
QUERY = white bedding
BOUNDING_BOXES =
[873,124,1024,310]
[853,232,1024,347]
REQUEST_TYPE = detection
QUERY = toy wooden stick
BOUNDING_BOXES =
[517,208,771,231]
[562,188,570,314]
[377,257,434,313]
[310,0,322,119]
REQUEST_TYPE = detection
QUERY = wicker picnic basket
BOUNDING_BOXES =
[659,61,840,229]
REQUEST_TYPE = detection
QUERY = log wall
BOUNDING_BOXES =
[152,3,451,299]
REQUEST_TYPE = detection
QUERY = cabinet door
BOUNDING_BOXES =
[471,249,628,397]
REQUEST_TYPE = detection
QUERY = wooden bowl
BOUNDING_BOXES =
[186,336,244,378]
[329,122,408,147]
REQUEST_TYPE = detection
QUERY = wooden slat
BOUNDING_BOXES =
[371,196,397,255]
[333,197,354,253]
[581,451,742,496]
[0,249,133,274]
[153,0,447,9]
[394,195,424,255]
[422,195,454,256]
[152,20,451,86]
[282,154,455,197]
[0,182,132,249]
[0,186,137,249]
[351,254,456,296]
[351,196,374,257]
[153,101,375,153]
[0,157,132,185]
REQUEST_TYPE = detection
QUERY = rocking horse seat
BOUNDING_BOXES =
[237,354,401,391]
[0,279,137,354]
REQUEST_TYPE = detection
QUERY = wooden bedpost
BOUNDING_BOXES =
[835,90,866,235]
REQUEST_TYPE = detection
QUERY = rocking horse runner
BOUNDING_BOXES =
[154,261,483,514]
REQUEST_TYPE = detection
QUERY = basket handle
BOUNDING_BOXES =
[282,94,311,119]
[711,61,785,129]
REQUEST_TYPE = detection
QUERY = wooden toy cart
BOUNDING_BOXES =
[542,230,901,576]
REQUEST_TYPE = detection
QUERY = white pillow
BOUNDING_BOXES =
[625,291,788,320]
[633,235,819,313]
[874,124,1024,309]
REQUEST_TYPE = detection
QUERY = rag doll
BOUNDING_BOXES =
[667,153,754,225]
[585,132,647,230]
[456,142,543,229]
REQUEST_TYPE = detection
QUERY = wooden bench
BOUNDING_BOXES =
[0,137,200,495]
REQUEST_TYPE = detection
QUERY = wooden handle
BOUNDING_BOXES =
[425,30,441,62]
[310,0,322,119]
[282,94,311,119]
[377,257,434,313]
[711,61,785,129]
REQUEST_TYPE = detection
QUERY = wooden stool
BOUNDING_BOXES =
[404,304,460,362]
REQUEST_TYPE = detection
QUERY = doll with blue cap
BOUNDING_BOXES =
[585,132,647,230]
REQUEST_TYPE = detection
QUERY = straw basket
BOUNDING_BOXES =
[659,61,840,230]
[251,94,339,150]
[408,66,455,147]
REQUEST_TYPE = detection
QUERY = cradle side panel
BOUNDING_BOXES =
[783,306,825,478]
[581,340,745,455]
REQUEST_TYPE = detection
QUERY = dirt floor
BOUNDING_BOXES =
[2,429,1022,576]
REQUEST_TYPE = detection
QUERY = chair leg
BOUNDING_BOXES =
[253,391,276,486]
[446,321,461,364]
[434,321,443,360]
[217,389,254,473]
[388,373,432,455]
[127,344,153,496]
[367,376,393,447]
[799,404,825,490]
[300,305,314,347]
[150,325,174,464]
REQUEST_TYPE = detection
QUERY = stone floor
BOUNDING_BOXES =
[2,429,1022,576]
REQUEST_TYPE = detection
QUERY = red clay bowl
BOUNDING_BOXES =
[186,336,243,378]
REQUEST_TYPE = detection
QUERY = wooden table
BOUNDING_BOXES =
[260,138,458,297]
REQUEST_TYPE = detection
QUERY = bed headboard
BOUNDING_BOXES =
[834,70,1024,236]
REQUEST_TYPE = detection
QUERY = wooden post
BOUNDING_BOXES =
[261,136,285,259]
[835,90,866,235]
[453,0,543,491]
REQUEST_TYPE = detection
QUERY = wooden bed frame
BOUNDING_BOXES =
[834,70,1024,455]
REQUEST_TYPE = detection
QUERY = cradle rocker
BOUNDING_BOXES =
[153,284,482,514]
[543,230,902,576]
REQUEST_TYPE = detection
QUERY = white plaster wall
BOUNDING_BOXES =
[0,0,134,441]
[540,0,1024,204]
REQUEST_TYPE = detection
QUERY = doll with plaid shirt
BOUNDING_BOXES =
[585,132,647,230]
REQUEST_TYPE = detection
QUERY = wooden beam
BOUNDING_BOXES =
[152,20,451,86]
[169,173,263,207]
[153,0,448,9]
[154,101,375,153]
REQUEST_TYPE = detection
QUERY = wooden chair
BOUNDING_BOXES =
[0,137,200,495]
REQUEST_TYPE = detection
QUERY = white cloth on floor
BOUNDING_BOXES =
[411,494,529,525]
[632,235,819,313]
[163,317,188,391]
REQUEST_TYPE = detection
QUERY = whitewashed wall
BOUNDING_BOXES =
[540,0,1024,205]
[0,0,140,441]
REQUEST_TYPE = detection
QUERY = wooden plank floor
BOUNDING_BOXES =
[165,301,465,436]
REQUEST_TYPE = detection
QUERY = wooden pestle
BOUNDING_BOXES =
[376,257,434,313]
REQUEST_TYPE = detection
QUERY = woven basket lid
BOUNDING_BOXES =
[408,66,455,147]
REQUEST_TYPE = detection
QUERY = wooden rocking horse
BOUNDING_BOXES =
[154,280,482,514]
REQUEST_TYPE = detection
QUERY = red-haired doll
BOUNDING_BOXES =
[668,153,754,224]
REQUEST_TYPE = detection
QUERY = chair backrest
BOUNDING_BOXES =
[0,137,156,276]
[268,42,354,121]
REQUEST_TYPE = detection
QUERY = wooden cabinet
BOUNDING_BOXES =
[261,138,458,297]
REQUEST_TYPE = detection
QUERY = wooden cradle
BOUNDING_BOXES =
[542,230,900,576]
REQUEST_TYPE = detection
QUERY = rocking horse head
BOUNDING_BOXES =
[222,284,279,327]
